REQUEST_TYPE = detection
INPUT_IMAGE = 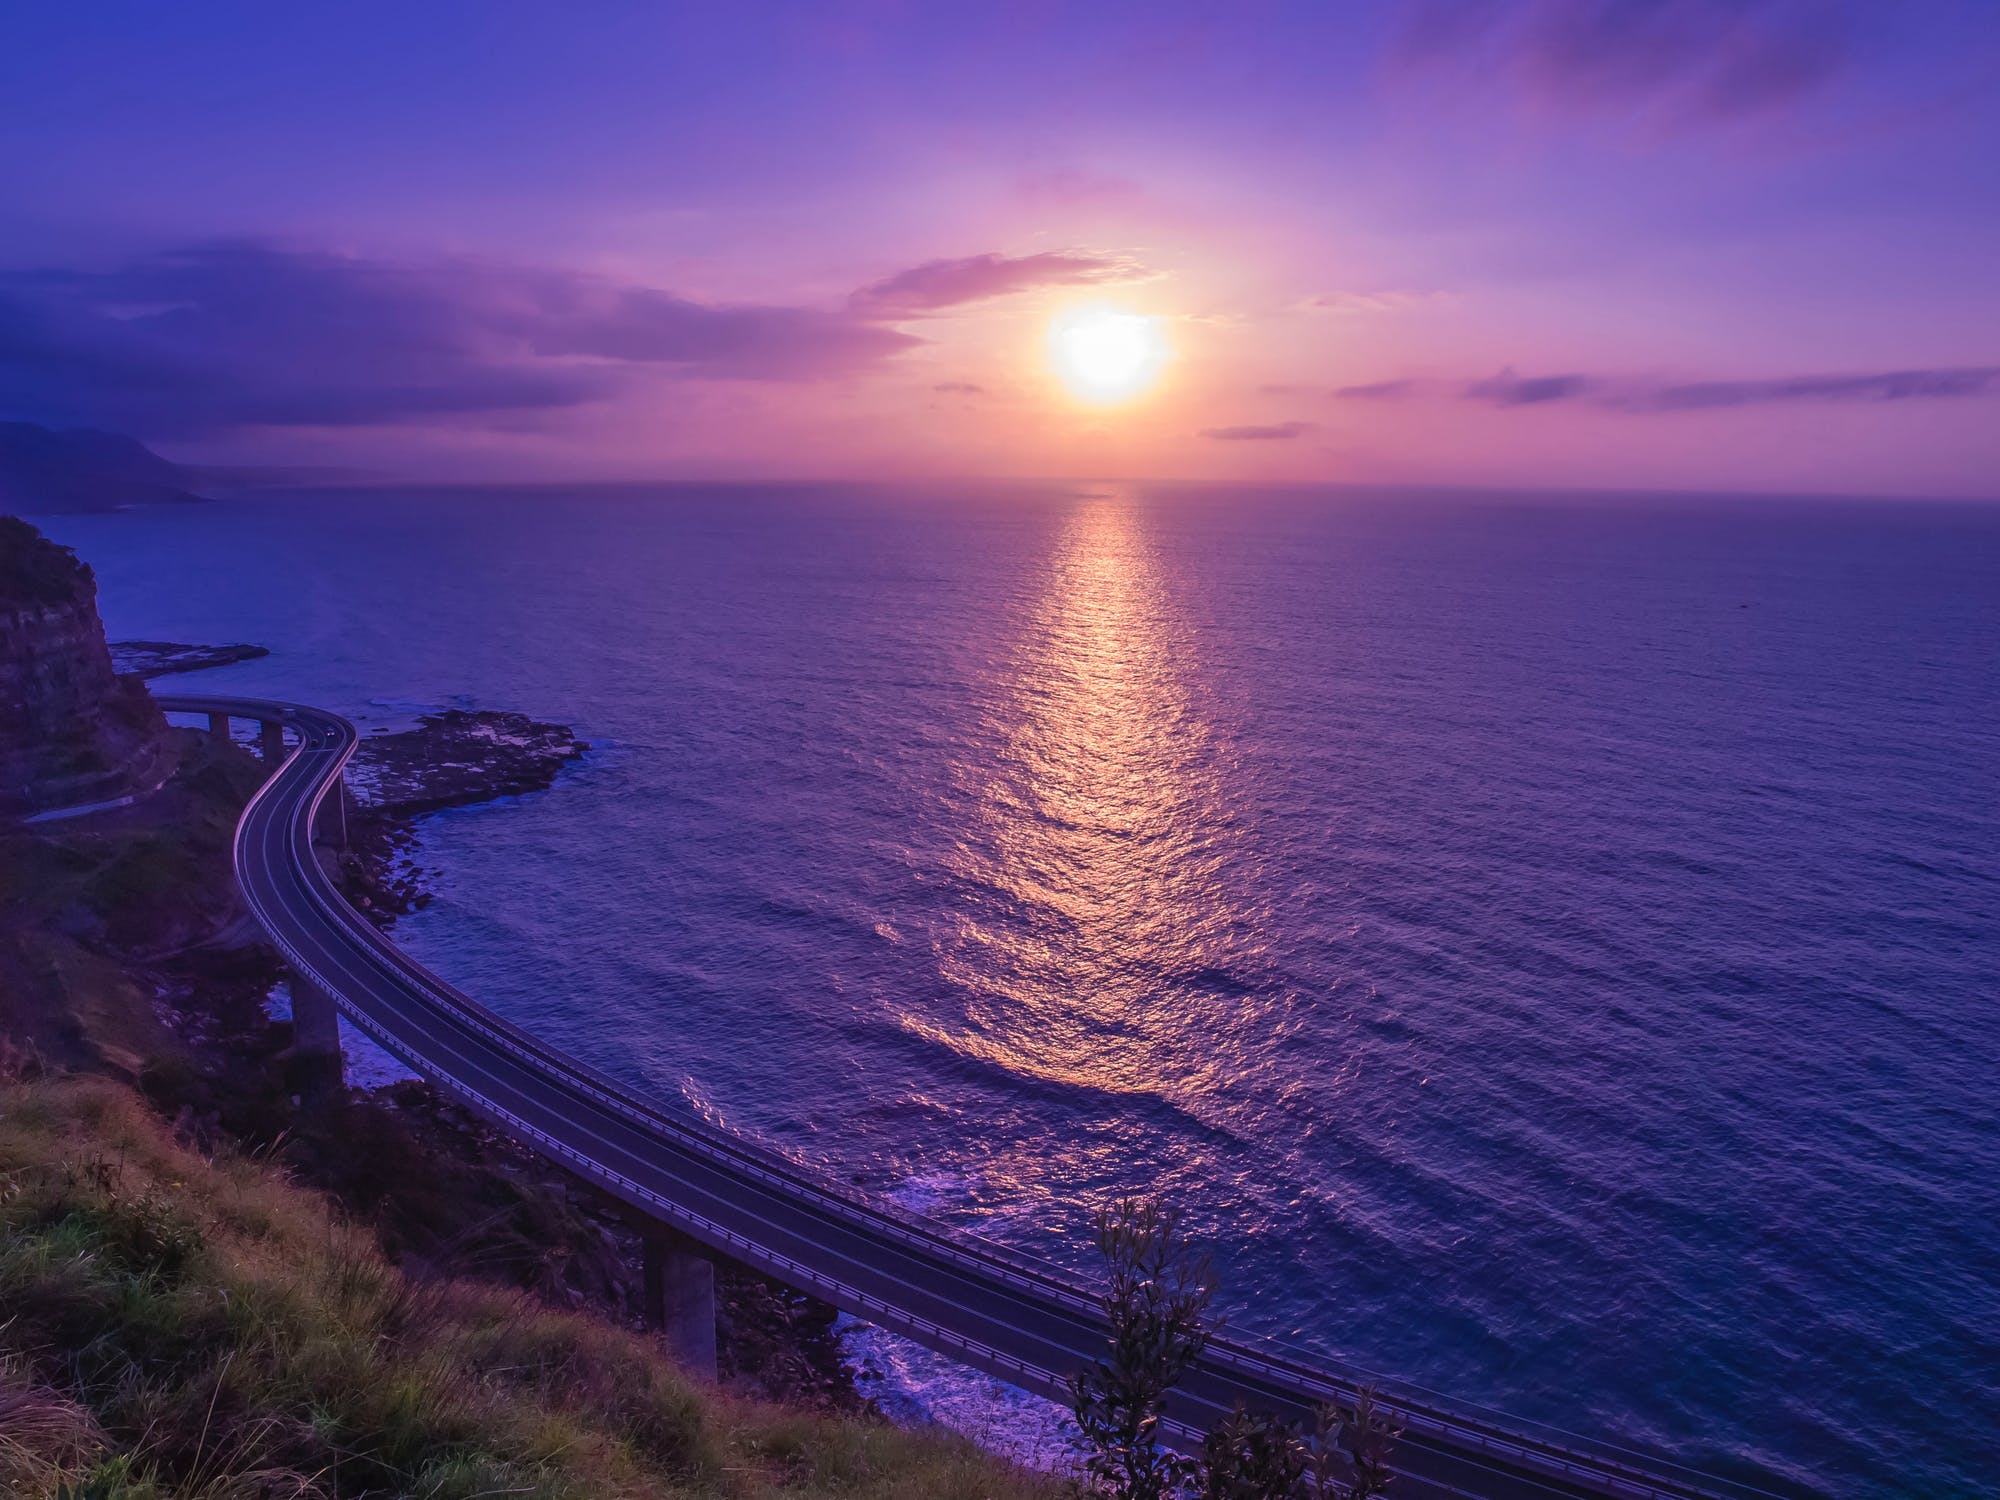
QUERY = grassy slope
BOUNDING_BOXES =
[0,1073,1061,1500]
[0,731,266,1077]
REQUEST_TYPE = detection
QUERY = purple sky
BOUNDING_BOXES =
[4,1,1998,495]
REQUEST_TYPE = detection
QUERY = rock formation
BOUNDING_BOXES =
[1,515,169,815]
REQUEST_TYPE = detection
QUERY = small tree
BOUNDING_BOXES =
[1202,1405,1306,1500]
[1309,1388,1400,1500]
[1068,1199,1216,1500]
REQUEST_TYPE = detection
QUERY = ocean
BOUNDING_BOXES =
[40,482,2000,1498]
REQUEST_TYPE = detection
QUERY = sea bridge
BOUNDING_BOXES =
[156,691,1783,1500]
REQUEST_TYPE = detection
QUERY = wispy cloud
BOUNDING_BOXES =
[1464,369,1599,405]
[1276,365,2000,412]
[1201,421,1318,440]
[932,381,986,396]
[1463,364,2000,409]
[1336,379,1425,401]
[1392,0,1852,124]
[849,251,1150,318]
[1302,290,1455,315]
[1634,367,2000,409]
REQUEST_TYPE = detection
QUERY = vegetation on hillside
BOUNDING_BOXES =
[0,516,91,608]
[0,1071,1061,1500]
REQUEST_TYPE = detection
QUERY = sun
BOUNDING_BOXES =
[1048,306,1171,404]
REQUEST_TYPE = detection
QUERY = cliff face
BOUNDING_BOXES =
[1,516,168,815]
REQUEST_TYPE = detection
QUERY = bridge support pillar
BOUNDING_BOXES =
[287,973,344,1099]
[316,772,349,849]
[641,1229,717,1382]
[207,711,231,745]
[261,719,285,764]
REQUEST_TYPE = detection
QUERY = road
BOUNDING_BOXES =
[156,692,1782,1500]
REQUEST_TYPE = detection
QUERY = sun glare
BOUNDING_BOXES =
[1049,307,1170,404]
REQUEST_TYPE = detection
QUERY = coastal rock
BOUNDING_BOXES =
[0,516,170,815]
[348,709,587,818]
[109,639,271,678]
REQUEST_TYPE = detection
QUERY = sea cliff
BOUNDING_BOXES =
[0,517,169,815]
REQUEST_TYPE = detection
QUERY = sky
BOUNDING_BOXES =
[3,0,1998,496]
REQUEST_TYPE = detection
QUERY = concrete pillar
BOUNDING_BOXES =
[288,973,344,1098]
[642,1229,717,1381]
[261,719,285,764]
[207,711,231,745]
[316,772,349,848]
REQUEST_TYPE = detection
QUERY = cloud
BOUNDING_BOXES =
[1335,379,1425,401]
[1464,368,1600,405]
[1303,290,1454,315]
[932,381,986,395]
[1636,367,2000,409]
[1201,421,1318,441]
[1265,364,2000,414]
[1256,379,1425,399]
[1456,364,2000,410]
[0,241,922,437]
[849,251,1149,318]
[1392,0,1851,124]
[508,282,914,377]
[0,239,1169,441]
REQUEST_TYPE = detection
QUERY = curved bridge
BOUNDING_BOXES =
[157,692,1779,1500]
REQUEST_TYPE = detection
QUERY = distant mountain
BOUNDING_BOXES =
[0,422,208,514]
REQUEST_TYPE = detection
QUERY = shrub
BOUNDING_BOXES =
[1202,1406,1306,1500]
[1068,1199,1215,1500]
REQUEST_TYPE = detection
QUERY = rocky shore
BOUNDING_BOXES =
[109,639,271,678]
[319,706,865,1409]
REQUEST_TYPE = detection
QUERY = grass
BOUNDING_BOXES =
[0,1072,1062,1500]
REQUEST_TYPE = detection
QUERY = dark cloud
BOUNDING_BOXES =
[1465,368,1601,405]
[1257,365,1998,414]
[1201,421,1317,441]
[0,241,920,437]
[1393,0,1850,123]
[0,241,1172,437]
[850,251,1147,318]
[1460,364,2000,410]
[932,381,986,395]
[510,282,913,378]
[1636,367,2000,409]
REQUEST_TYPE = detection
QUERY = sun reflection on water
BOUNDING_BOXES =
[911,490,1278,1132]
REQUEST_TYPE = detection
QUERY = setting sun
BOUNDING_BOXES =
[1048,306,1170,404]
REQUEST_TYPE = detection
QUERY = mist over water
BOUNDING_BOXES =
[47,483,2000,1499]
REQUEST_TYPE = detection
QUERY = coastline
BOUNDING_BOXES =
[2,655,876,1419]
[329,706,870,1410]
[337,705,1073,1455]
